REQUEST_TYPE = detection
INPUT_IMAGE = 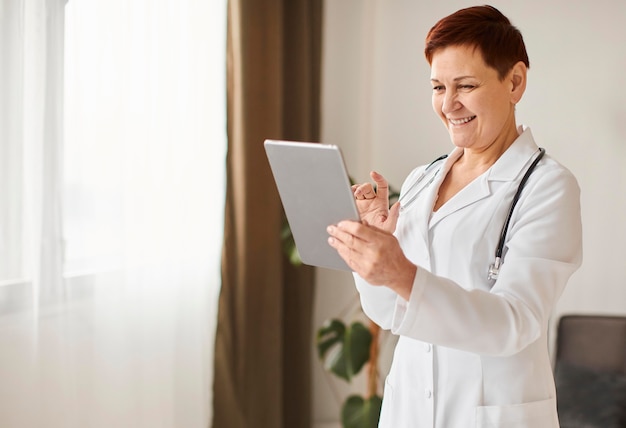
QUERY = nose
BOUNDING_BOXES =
[441,90,459,115]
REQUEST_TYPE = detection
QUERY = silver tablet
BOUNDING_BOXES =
[264,139,360,271]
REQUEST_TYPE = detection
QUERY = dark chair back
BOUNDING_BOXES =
[554,314,626,428]
[555,314,626,374]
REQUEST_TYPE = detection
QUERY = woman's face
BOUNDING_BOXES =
[430,44,523,153]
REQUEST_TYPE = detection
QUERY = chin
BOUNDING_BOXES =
[448,133,474,148]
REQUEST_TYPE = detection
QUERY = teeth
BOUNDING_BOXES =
[449,116,476,125]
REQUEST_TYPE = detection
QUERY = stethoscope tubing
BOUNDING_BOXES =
[398,154,448,211]
[495,148,545,260]
[397,147,546,280]
[488,147,545,280]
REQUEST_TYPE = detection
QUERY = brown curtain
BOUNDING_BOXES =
[212,0,322,427]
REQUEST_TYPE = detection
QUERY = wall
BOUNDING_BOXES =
[313,1,626,427]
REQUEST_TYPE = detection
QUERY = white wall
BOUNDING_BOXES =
[313,1,626,427]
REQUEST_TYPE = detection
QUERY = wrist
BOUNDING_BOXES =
[388,262,417,301]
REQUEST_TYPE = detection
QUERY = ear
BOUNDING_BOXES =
[509,61,527,104]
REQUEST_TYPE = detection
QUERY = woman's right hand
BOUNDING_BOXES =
[352,171,400,234]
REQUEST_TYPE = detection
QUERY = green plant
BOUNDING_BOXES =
[281,177,399,428]
[316,318,382,428]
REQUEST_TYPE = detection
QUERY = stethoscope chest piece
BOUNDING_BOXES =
[487,257,501,281]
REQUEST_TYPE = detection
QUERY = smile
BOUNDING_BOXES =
[448,116,476,126]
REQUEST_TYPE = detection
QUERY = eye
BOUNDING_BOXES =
[432,85,445,93]
[458,84,475,90]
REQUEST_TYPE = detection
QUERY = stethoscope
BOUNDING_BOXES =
[398,147,546,281]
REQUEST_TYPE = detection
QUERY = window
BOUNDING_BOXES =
[63,0,226,279]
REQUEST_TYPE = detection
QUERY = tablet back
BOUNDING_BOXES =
[264,139,359,271]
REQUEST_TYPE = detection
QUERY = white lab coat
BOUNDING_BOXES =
[354,127,582,428]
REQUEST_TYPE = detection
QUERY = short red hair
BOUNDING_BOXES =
[424,5,529,80]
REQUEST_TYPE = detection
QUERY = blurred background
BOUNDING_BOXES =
[1,1,624,428]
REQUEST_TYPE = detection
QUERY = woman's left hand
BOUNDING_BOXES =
[327,220,416,300]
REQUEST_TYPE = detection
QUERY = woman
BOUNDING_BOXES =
[327,5,582,428]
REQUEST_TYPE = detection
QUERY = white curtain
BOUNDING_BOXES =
[0,0,226,426]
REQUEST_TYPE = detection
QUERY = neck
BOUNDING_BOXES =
[459,121,519,172]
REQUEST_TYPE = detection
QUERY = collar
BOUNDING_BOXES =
[487,125,540,181]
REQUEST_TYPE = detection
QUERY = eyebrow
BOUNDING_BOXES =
[430,76,476,83]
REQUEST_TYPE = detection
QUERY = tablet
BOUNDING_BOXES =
[264,139,360,271]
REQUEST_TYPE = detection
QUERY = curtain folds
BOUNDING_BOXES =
[0,1,226,426]
[0,0,66,296]
[212,0,322,427]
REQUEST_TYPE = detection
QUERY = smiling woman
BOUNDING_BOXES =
[317,1,626,427]
[325,6,582,428]
[429,45,527,211]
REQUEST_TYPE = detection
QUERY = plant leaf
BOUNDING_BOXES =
[316,319,372,381]
[341,395,383,428]
[316,319,345,359]
[280,221,302,265]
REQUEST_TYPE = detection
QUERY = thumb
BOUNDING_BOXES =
[387,201,401,232]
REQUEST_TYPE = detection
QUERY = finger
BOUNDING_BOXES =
[334,220,363,236]
[335,220,380,245]
[386,201,401,232]
[331,239,362,272]
[327,224,353,247]
[362,187,376,199]
[327,227,365,270]
[370,171,389,202]
[354,183,375,199]
[326,220,371,249]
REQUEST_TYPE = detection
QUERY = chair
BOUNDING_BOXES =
[553,314,626,428]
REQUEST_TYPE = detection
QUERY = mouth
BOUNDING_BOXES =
[448,115,476,126]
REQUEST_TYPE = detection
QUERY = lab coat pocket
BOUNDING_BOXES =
[475,397,558,428]
[377,377,395,428]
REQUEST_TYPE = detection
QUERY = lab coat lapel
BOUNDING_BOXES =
[429,127,540,229]
[414,172,442,251]
[410,152,460,248]
[430,173,491,225]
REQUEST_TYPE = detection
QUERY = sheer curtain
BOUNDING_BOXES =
[0,0,225,427]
